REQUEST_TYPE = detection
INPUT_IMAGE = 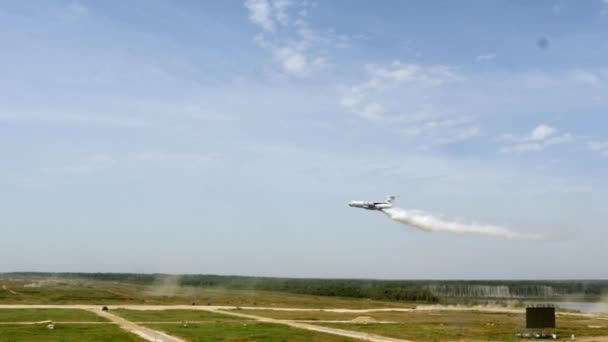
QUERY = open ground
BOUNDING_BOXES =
[1,274,608,341]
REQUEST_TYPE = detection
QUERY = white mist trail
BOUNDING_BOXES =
[382,207,541,240]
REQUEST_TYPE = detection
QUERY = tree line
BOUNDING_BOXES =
[6,273,608,302]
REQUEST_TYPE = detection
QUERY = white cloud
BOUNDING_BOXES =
[365,61,459,87]
[245,0,291,30]
[403,117,481,146]
[340,61,460,123]
[530,124,557,141]
[443,125,480,143]
[335,53,606,151]
[276,48,307,72]
[403,117,469,136]
[272,0,290,25]
[588,141,608,157]
[358,102,385,122]
[246,0,340,77]
[546,133,574,145]
[245,0,275,31]
[367,63,419,83]
[339,61,478,147]
[476,53,496,62]
[500,125,573,153]
[272,46,326,76]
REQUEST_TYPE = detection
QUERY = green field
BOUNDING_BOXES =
[113,309,245,322]
[146,322,355,341]
[0,277,143,304]
[226,309,374,321]
[2,274,608,342]
[0,309,107,322]
[310,311,608,341]
[0,324,144,342]
[232,309,608,341]
[0,275,414,309]
[556,314,608,338]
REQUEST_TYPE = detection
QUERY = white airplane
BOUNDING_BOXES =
[348,196,396,211]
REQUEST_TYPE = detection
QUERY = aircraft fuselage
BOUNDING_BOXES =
[349,196,396,211]
[348,201,392,211]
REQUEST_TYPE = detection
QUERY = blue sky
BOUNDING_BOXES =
[1,0,607,278]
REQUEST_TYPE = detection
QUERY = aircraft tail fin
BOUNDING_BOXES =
[386,195,396,204]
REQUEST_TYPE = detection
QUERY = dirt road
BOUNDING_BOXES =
[0,304,410,342]
[198,308,411,342]
[1,304,606,342]
[87,308,186,342]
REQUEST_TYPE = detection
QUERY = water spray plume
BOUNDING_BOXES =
[382,207,542,240]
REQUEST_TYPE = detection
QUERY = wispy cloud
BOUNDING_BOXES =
[339,60,477,147]
[338,57,607,152]
[530,124,556,141]
[132,152,218,166]
[41,154,116,175]
[500,124,573,153]
[270,44,327,76]
[402,117,480,146]
[355,66,606,126]
[476,53,496,62]
[567,69,602,86]
[340,61,460,123]
[245,0,276,31]
[365,62,459,88]
[272,0,290,25]
[588,140,608,157]
[246,0,345,77]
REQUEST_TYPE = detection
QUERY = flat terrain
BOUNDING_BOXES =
[145,322,356,342]
[2,275,608,341]
[0,275,413,309]
[0,308,107,322]
[0,324,145,341]
[232,308,608,340]
[1,304,608,341]
[113,309,246,322]
[229,308,406,321]
[312,311,608,341]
